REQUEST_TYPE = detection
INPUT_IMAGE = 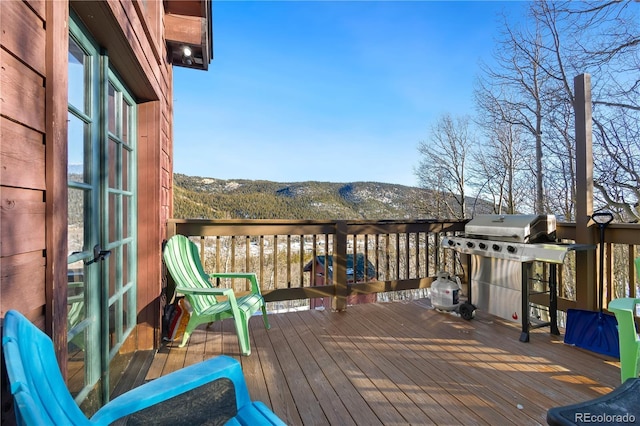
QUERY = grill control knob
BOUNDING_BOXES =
[466,242,475,248]
[478,242,487,250]
[447,239,455,246]
[492,244,501,251]
[507,245,517,253]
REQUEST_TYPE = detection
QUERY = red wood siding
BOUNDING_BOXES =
[1,1,51,418]
[0,1,48,329]
[1,0,183,359]
[1,0,46,76]
[0,118,46,190]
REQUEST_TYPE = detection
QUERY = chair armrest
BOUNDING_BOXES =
[176,286,234,298]
[609,297,640,314]
[209,272,262,295]
[90,356,253,424]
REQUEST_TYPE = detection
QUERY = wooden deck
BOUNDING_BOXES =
[144,300,621,425]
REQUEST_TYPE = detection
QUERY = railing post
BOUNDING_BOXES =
[332,221,348,311]
[167,220,177,239]
[574,73,597,311]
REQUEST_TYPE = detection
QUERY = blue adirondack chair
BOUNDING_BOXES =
[2,310,286,425]
[163,234,270,355]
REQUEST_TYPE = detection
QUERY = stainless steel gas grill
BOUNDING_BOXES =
[441,214,594,342]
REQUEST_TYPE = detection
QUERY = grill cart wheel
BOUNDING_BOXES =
[459,302,476,320]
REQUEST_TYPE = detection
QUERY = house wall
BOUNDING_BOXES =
[1,0,174,369]
[1,2,65,421]
[1,0,53,331]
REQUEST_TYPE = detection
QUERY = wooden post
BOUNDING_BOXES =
[138,101,163,349]
[574,74,597,311]
[45,0,69,374]
[332,221,348,311]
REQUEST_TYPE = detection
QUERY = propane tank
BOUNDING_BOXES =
[430,271,461,311]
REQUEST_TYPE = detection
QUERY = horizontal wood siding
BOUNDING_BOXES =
[0,187,46,258]
[1,1,49,417]
[24,0,46,20]
[108,0,163,96]
[0,118,45,190]
[1,0,46,76]
[0,251,46,316]
[1,50,45,133]
[0,0,47,326]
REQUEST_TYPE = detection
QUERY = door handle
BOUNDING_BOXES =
[85,245,111,265]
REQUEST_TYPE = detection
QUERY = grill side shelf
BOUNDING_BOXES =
[441,237,595,264]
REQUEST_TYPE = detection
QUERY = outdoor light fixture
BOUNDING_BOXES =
[181,46,193,65]
[164,0,212,70]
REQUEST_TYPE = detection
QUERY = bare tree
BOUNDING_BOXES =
[542,94,577,220]
[415,114,476,219]
[471,121,532,215]
[476,0,639,221]
[475,14,549,214]
[593,112,640,221]
[532,0,640,222]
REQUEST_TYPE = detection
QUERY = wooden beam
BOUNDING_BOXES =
[165,13,203,45]
[164,0,205,17]
[136,101,163,350]
[45,0,69,374]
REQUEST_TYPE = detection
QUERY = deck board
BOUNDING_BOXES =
[293,311,381,426]
[144,300,621,425]
[345,305,492,425]
[275,313,358,425]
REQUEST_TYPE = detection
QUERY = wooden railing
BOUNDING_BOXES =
[166,219,639,313]
[167,219,467,311]
[555,222,639,312]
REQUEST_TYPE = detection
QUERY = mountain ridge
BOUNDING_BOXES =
[173,173,485,220]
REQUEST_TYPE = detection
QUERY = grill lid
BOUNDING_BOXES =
[465,214,556,243]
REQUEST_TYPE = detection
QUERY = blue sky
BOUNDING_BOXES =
[173,1,525,187]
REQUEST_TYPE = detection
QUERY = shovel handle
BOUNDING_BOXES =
[591,211,614,227]
[591,211,613,313]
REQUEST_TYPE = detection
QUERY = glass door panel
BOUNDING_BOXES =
[104,73,137,362]
[67,30,100,401]
[67,15,137,406]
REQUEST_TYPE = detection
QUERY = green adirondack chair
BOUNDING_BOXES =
[163,234,270,356]
[607,257,640,383]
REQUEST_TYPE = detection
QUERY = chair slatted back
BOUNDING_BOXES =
[2,310,90,425]
[163,235,220,315]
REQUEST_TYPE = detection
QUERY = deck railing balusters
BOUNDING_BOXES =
[286,235,292,289]
[159,219,638,313]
